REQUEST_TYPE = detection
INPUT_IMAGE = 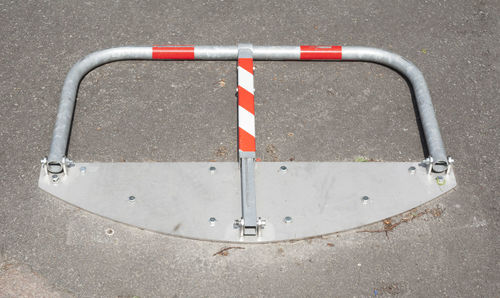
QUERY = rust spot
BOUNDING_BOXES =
[357,206,445,237]
[173,223,181,232]
[213,246,245,256]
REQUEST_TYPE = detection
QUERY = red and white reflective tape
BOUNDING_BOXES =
[152,45,195,60]
[300,45,342,60]
[150,45,343,60]
[237,52,255,154]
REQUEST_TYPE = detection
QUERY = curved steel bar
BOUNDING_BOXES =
[47,45,448,172]
[342,47,447,172]
[48,47,152,166]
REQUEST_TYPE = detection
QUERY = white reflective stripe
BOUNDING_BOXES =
[238,106,255,137]
[237,66,254,94]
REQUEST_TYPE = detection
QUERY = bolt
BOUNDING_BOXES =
[446,156,454,175]
[257,217,266,237]
[80,166,87,174]
[209,166,216,174]
[67,159,75,168]
[436,176,446,185]
[408,166,416,175]
[41,157,49,175]
[209,217,216,226]
[284,216,293,223]
[51,174,60,183]
[423,156,434,175]
[279,165,288,174]
[128,195,136,202]
[423,156,434,164]
[361,196,370,204]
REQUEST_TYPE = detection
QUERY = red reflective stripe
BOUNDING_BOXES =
[238,58,253,74]
[238,56,255,153]
[238,87,254,115]
[300,45,342,60]
[152,46,195,59]
[239,127,256,152]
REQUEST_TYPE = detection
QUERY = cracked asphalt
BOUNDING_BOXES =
[0,0,498,297]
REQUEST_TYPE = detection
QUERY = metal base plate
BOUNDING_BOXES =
[39,162,456,242]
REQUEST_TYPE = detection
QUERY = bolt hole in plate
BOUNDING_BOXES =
[39,161,456,242]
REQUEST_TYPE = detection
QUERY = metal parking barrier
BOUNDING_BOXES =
[39,44,456,242]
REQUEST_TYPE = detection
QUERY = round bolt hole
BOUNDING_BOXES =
[361,196,370,204]
[209,166,216,174]
[105,228,114,236]
[209,217,216,226]
[128,196,136,202]
[279,165,288,173]
[284,216,293,223]
[408,166,416,175]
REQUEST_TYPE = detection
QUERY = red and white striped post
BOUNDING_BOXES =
[237,46,256,157]
[237,44,258,236]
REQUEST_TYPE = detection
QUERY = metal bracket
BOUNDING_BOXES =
[39,44,456,242]
[41,155,74,184]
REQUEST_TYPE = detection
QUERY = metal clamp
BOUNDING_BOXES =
[234,217,266,238]
[42,155,73,178]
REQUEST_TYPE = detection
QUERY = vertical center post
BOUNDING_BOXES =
[237,44,260,236]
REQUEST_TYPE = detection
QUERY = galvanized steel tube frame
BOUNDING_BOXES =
[47,45,449,172]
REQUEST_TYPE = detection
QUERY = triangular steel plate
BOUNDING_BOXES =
[39,162,456,242]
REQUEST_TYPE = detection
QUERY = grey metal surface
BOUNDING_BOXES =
[240,158,257,232]
[343,47,448,172]
[194,46,300,60]
[253,46,300,60]
[39,162,456,242]
[237,44,252,57]
[194,45,237,60]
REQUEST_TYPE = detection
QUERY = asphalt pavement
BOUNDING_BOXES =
[0,0,498,297]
